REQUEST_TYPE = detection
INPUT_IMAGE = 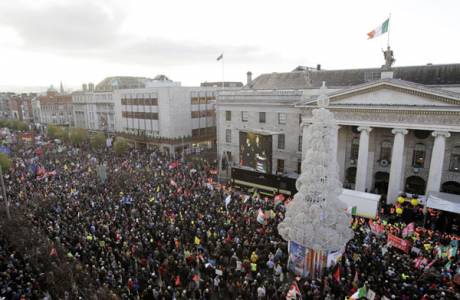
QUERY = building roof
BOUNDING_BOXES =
[248,64,460,90]
[95,76,148,91]
[201,81,243,88]
[37,94,72,105]
[300,78,460,105]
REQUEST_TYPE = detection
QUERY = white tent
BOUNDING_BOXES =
[426,192,460,214]
[339,189,381,219]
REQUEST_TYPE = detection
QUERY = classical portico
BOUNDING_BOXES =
[298,78,460,203]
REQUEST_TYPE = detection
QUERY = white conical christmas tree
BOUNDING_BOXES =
[278,83,354,252]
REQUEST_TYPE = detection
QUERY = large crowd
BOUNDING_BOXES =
[0,132,459,299]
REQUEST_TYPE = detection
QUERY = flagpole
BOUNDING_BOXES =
[221,53,225,89]
[387,13,391,48]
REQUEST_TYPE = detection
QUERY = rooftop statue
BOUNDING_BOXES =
[383,46,395,70]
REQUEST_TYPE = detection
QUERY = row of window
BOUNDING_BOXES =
[191,110,215,118]
[121,98,158,106]
[192,127,216,137]
[121,111,159,120]
[350,138,460,172]
[226,111,299,125]
[191,97,216,105]
[224,129,303,152]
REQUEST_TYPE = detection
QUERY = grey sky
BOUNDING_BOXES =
[0,0,459,91]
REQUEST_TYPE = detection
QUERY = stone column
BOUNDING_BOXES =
[301,122,310,161]
[387,128,408,203]
[355,126,372,192]
[336,126,346,183]
[426,131,450,194]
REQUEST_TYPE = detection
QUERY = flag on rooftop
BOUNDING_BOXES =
[216,53,223,61]
[367,18,389,39]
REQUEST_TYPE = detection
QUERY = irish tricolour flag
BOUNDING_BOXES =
[367,18,389,39]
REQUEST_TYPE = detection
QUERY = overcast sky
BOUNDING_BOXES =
[0,0,459,92]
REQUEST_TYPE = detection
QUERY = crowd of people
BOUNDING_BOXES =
[0,131,458,299]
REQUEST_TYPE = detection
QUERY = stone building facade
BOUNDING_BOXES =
[216,64,460,202]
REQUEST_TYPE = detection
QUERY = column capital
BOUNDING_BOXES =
[357,126,372,133]
[391,128,408,135]
[432,131,450,138]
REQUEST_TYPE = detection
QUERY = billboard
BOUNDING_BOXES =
[239,131,272,173]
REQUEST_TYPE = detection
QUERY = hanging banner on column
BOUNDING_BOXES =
[287,241,307,277]
[305,248,327,279]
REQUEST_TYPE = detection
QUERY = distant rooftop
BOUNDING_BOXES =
[95,76,148,92]
[201,81,243,88]
[247,64,460,90]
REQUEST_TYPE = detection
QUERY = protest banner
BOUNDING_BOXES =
[369,220,384,234]
[387,233,411,253]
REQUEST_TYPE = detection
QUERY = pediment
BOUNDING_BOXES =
[301,79,460,107]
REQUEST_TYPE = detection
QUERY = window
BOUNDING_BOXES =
[241,111,248,122]
[277,159,285,173]
[297,159,302,174]
[298,136,302,152]
[225,129,231,143]
[278,134,285,150]
[299,114,302,124]
[259,112,266,123]
[380,140,392,161]
[350,137,359,163]
[449,146,460,172]
[278,113,287,124]
[412,143,426,168]
[225,111,231,121]
[414,130,430,139]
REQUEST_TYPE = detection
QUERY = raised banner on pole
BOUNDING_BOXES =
[387,233,411,253]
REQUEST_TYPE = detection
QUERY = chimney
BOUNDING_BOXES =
[88,82,94,92]
[316,64,321,71]
[82,83,88,91]
[246,71,252,86]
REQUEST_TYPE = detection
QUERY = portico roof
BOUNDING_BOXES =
[297,78,460,107]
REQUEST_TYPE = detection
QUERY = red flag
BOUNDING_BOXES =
[49,247,57,257]
[424,259,436,271]
[352,271,359,286]
[192,274,200,283]
[175,275,181,286]
[333,267,341,283]
[286,280,301,300]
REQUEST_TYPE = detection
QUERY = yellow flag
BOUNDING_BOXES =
[194,236,201,245]
[149,197,155,203]
[156,186,160,192]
